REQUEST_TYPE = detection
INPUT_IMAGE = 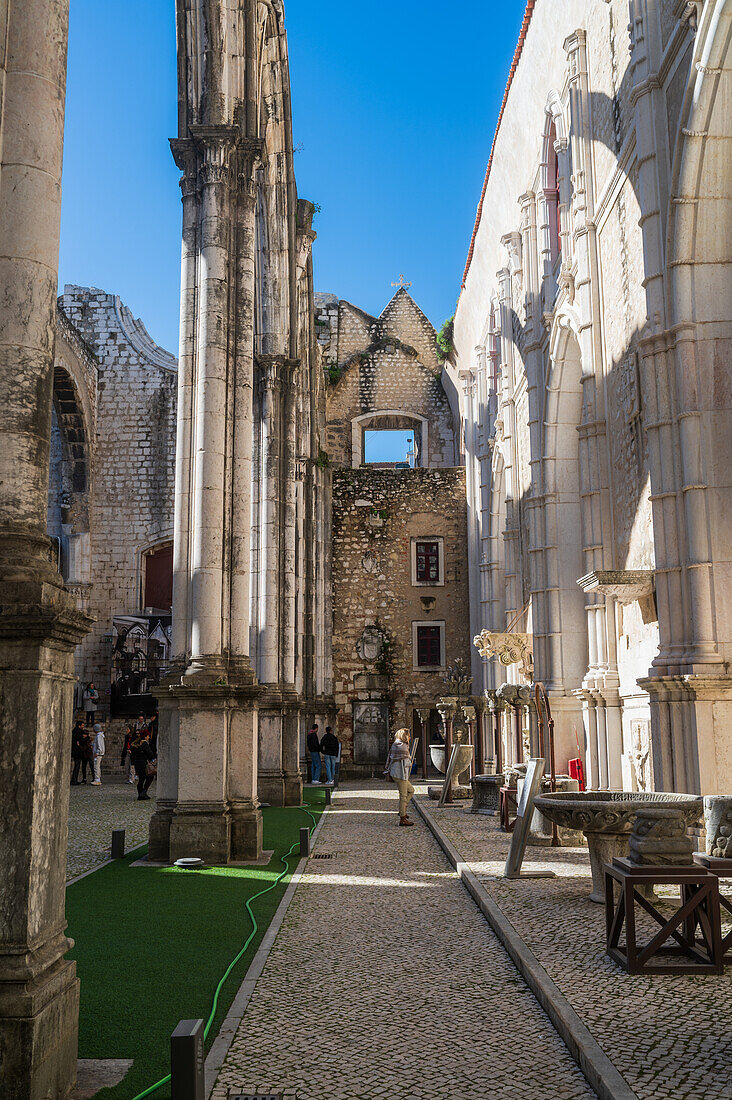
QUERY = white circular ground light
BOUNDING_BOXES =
[174,857,205,869]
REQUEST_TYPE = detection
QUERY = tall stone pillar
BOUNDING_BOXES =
[150,123,263,863]
[0,1,92,1095]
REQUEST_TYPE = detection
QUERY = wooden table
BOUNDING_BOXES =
[499,786,518,833]
[693,852,732,961]
[605,857,723,975]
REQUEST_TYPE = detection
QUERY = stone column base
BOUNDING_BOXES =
[283,771,303,806]
[230,802,263,861]
[258,770,286,807]
[168,803,231,864]
[0,955,79,1100]
[148,803,175,863]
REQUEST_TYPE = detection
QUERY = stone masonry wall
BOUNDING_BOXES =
[323,288,456,468]
[57,286,177,727]
[331,467,470,767]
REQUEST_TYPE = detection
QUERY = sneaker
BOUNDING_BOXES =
[91,781,101,785]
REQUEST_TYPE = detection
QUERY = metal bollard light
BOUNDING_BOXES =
[170,1018,205,1100]
[111,828,125,859]
[324,787,332,806]
[299,827,310,857]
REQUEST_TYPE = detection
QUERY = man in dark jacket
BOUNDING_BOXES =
[320,726,339,786]
[130,732,155,801]
[70,719,86,785]
[306,723,322,784]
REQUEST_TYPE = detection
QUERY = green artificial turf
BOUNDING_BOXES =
[66,790,325,1100]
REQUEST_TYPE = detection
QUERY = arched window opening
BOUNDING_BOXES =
[488,304,501,394]
[546,121,561,262]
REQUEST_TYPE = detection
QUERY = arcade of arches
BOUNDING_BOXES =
[0,0,730,1097]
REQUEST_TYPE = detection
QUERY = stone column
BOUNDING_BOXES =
[151,130,263,864]
[0,1,92,1095]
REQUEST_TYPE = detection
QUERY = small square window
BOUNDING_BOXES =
[416,625,442,668]
[415,540,440,583]
[411,537,444,586]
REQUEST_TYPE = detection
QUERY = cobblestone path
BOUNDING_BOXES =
[67,780,155,881]
[211,784,594,1100]
[418,794,732,1100]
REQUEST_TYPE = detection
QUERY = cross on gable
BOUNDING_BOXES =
[390,273,412,289]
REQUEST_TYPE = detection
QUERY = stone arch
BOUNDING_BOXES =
[665,0,732,670]
[538,310,589,765]
[540,91,572,275]
[351,410,429,468]
[47,344,94,586]
[483,444,508,691]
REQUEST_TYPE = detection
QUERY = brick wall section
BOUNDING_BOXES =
[58,286,177,726]
[322,288,456,467]
[331,467,471,765]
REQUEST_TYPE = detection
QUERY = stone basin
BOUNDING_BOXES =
[429,742,472,787]
[533,790,703,903]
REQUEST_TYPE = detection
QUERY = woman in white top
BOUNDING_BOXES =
[385,727,415,826]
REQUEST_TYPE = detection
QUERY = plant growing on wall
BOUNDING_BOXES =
[436,315,454,363]
[373,620,395,678]
[315,449,330,469]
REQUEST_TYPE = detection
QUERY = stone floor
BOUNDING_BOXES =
[211,783,595,1100]
[417,793,732,1100]
[67,779,156,881]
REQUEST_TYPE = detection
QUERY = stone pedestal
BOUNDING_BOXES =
[470,774,502,815]
[704,795,732,858]
[151,675,262,864]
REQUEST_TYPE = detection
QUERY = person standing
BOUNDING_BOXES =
[80,725,93,783]
[385,727,415,826]
[70,718,86,785]
[130,730,155,800]
[307,723,322,784]
[91,722,105,785]
[83,681,99,726]
[120,724,135,784]
[320,726,339,786]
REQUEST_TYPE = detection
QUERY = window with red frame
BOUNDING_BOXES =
[415,540,440,583]
[416,625,442,667]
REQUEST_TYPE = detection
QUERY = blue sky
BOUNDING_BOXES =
[59,1,525,356]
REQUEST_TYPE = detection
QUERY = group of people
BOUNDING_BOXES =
[306,723,340,785]
[120,715,157,800]
[70,717,105,785]
[70,690,158,801]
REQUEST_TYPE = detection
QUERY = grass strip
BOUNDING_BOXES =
[66,791,324,1100]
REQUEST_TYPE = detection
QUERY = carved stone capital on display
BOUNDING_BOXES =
[500,231,522,275]
[474,629,534,681]
[703,796,732,858]
[577,569,654,604]
[628,807,695,867]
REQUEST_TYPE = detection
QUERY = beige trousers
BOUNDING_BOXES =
[394,778,415,817]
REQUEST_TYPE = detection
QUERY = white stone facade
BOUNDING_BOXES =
[450,0,732,795]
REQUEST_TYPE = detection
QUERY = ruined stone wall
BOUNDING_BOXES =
[323,289,456,468]
[331,467,470,768]
[55,286,177,716]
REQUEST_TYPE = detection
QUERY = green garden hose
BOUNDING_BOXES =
[130,803,320,1100]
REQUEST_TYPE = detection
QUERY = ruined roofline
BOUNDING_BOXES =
[459,0,537,294]
[61,284,178,374]
[379,286,437,337]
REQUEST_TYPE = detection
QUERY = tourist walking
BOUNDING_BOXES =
[307,723,322,784]
[385,727,415,826]
[120,724,136,784]
[320,726,339,786]
[91,722,105,785]
[70,718,86,785]
[83,681,99,725]
[130,730,156,800]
